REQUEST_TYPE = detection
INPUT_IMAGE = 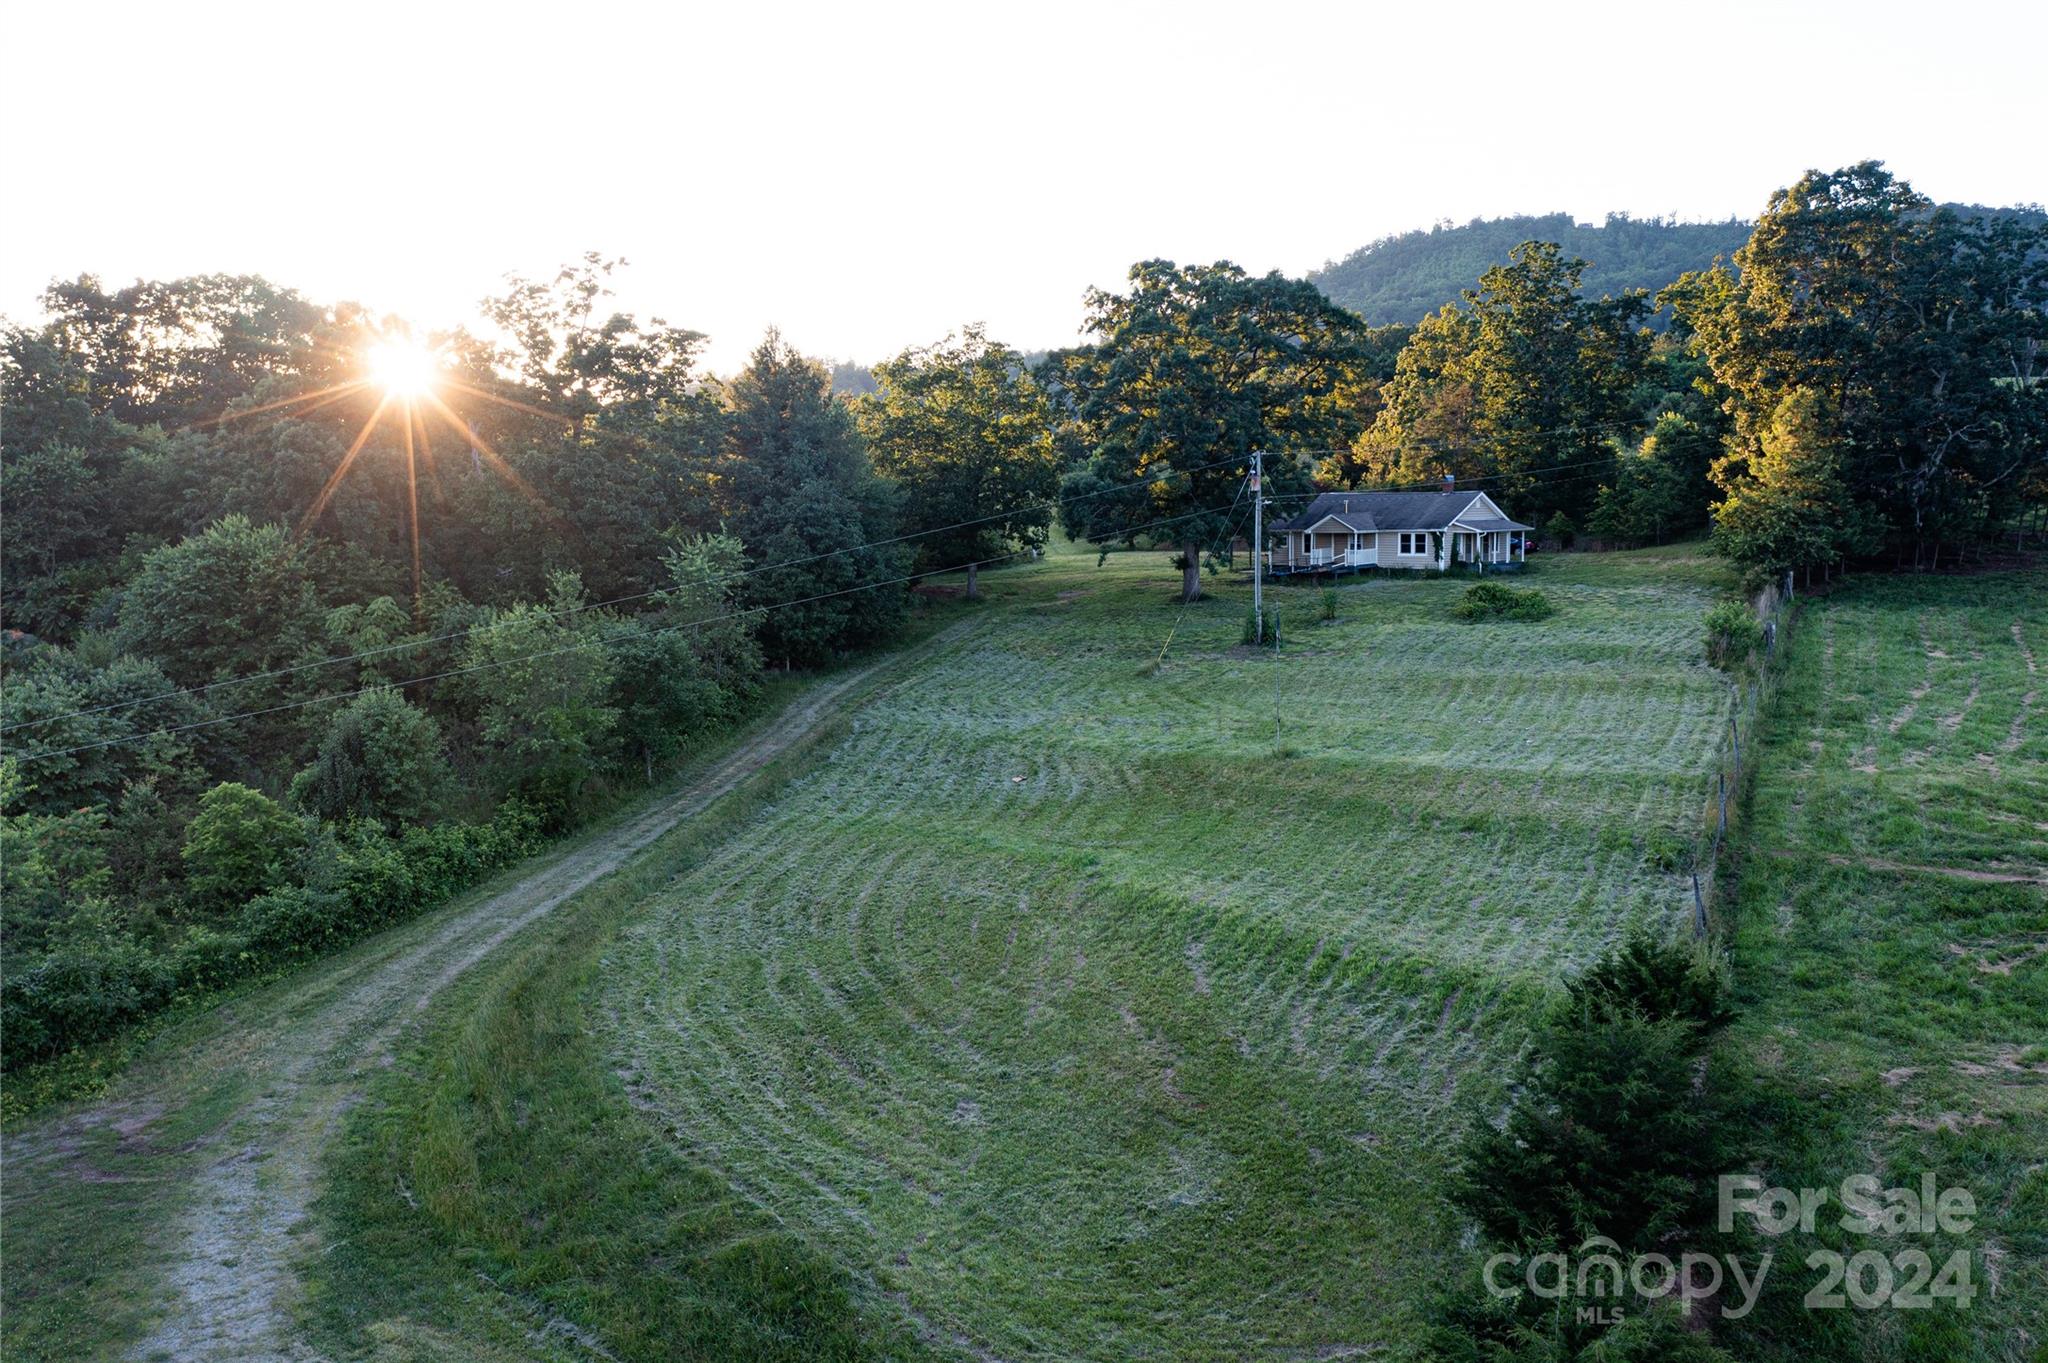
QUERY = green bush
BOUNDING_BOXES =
[182,782,305,914]
[3,802,545,1068]
[1704,599,1763,671]
[0,939,175,1060]
[1452,581,1554,622]
[289,689,452,831]
[1318,588,1338,621]
[1451,1010,1712,1250]
[1564,932,1735,1035]
[1240,605,1277,646]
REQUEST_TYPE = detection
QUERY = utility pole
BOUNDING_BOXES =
[1250,451,1265,645]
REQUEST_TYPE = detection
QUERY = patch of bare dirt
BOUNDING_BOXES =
[1769,848,2048,885]
[2006,621,2037,753]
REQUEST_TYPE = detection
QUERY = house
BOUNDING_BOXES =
[1264,482,1531,574]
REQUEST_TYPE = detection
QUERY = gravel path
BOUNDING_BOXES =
[11,647,933,1363]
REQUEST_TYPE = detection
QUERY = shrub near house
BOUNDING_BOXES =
[1453,582,1553,621]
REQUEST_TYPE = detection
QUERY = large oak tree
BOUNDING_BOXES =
[1052,261,1369,602]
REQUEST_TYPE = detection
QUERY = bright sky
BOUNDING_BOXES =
[4,0,2042,374]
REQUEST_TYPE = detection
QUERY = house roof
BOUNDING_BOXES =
[1304,509,1378,533]
[1456,515,1533,533]
[1271,490,1493,533]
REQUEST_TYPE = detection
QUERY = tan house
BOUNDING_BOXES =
[1265,487,1531,574]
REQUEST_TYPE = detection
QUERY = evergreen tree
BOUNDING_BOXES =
[720,333,909,665]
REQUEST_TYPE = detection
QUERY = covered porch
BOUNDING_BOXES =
[1265,528,1377,575]
[1451,518,1531,569]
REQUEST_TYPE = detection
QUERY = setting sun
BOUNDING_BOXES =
[366,336,438,396]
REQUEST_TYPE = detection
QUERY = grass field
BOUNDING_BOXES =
[7,542,1744,1362]
[1717,567,2048,1362]
[561,542,1739,1359]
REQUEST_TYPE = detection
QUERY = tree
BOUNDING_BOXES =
[451,571,617,820]
[1055,260,1371,602]
[116,515,325,689]
[26,273,323,429]
[182,781,306,913]
[1587,414,1716,545]
[289,690,452,830]
[605,534,761,779]
[719,333,909,665]
[1710,389,1870,581]
[1453,1009,1712,1251]
[0,647,212,815]
[1666,162,2048,568]
[1359,242,1653,526]
[469,256,728,604]
[858,326,1060,599]
[0,445,111,633]
[0,762,112,956]
[114,515,328,768]
[1310,323,1414,488]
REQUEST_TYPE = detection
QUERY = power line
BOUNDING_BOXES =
[2,451,1258,737]
[12,502,1238,766]
[5,434,1655,738]
[1259,453,1632,498]
[1262,414,1657,463]
[1150,476,1260,670]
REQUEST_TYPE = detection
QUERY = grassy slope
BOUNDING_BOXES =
[1717,568,2048,1362]
[307,718,922,1363]
[588,543,1736,1360]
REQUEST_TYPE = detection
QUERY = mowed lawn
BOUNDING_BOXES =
[1720,568,2048,1363]
[603,544,1738,1360]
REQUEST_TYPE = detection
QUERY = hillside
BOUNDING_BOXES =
[1308,212,1752,322]
[315,545,1736,1360]
[3,544,1742,1361]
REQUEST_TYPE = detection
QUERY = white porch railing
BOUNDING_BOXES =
[1264,547,1378,570]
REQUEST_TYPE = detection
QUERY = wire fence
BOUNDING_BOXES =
[1688,572,1798,938]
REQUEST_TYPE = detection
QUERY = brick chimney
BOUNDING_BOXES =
[1441,473,1455,493]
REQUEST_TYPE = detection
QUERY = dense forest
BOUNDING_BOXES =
[1309,212,1754,324]
[0,261,1059,1066]
[3,162,2044,1081]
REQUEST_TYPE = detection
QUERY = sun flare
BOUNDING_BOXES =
[366,337,439,396]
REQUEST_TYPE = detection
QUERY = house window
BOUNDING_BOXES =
[1400,532,1430,556]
